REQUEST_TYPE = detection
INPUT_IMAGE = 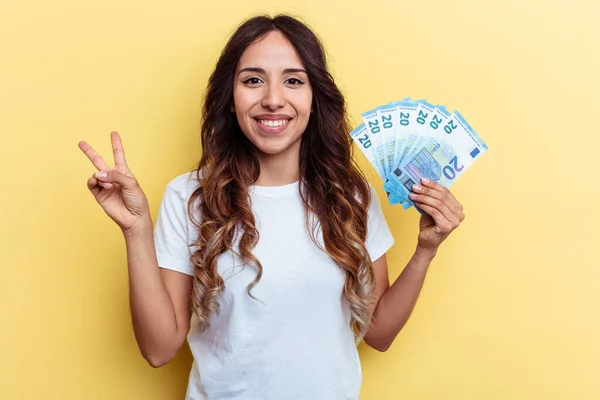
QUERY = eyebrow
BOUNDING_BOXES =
[237,67,308,76]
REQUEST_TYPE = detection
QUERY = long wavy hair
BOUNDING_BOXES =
[187,14,375,343]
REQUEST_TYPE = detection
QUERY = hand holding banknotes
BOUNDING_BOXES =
[350,97,485,253]
[350,98,487,211]
[409,177,464,252]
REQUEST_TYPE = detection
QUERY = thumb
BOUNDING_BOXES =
[95,169,138,189]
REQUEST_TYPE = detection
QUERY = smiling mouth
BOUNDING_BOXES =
[255,119,290,127]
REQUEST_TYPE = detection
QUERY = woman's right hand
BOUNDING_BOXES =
[78,131,151,234]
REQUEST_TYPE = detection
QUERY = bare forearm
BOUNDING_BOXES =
[123,219,180,365]
[367,246,436,351]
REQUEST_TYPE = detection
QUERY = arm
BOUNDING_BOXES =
[364,178,464,352]
[124,217,193,368]
[363,247,435,352]
[79,132,193,368]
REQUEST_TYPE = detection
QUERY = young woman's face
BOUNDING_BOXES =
[233,30,313,158]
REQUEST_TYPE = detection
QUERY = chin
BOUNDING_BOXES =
[251,136,302,157]
[254,142,293,156]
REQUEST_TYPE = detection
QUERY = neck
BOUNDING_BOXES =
[254,140,301,187]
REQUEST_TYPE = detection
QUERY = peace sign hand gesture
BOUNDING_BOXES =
[78,131,150,234]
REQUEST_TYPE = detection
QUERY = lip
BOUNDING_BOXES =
[253,116,292,134]
[253,113,293,120]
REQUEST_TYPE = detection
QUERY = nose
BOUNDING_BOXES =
[261,81,285,111]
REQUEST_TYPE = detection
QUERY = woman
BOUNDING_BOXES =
[78,14,464,400]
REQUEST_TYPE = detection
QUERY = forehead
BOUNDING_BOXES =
[237,30,305,71]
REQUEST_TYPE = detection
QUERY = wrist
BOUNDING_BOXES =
[414,244,437,262]
[122,215,154,240]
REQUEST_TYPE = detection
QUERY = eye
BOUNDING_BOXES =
[242,77,263,85]
[285,78,305,86]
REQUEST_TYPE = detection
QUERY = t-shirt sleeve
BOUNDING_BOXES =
[154,176,195,276]
[365,183,395,262]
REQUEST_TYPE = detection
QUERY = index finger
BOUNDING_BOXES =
[419,178,454,196]
[419,178,463,210]
[78,141,110,171]
[110,131,130,172]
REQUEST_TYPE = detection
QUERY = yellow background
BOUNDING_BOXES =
[1,0,598,398]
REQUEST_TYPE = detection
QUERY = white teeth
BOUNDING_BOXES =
[258,119,288,127]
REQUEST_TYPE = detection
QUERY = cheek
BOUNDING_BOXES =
[233,88,254,128]
[294,91,313,117]
[303,88,313,115]
[232,87,245,113]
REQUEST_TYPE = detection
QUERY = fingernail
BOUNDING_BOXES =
[421,177,430,184]
[96,171,107,178]
[102,182,113,189]
[409,192,418,199]
[412,184,422,192]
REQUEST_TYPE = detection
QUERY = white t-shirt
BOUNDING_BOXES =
[154,171,394,400]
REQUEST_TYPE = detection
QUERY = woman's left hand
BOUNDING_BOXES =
[408,177,465,252]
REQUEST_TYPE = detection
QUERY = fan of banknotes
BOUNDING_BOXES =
[350,98,488,210]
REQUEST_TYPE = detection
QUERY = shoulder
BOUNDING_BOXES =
[164,170,202,202]
[365,180,377,198]
[353,179,379,207]
[363,180,387,217]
